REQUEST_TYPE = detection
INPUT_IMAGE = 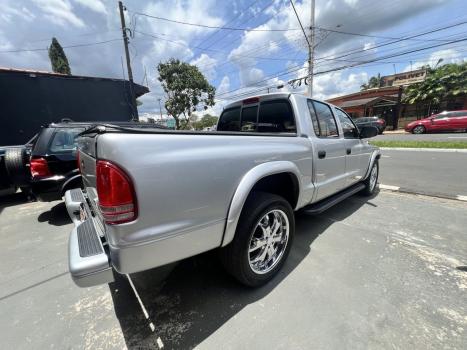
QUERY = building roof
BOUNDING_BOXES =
[336,96,398,108]
[327,86,400,103]
[0,67,150,97]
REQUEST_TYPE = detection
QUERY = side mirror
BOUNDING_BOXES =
[359,126,378,139]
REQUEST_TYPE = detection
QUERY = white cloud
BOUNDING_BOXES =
[33,0,85,28]
[73,0,107,15]
[313,70,369,100]
[190,54,217,80]
[1,4,36,23]
[217,76,230,94]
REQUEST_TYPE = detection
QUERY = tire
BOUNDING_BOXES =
[412,125,425,134]
[361,160,379,196]
[220,192,295,287]
[4,147,30,187]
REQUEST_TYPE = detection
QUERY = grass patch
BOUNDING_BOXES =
[369,140,467,149]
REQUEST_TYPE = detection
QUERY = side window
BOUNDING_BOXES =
[307,100,320,136]
[258,100,296,133]
[310,100,339,137]
[48,128,84,153]
[241,106,258,132]
[217,107,241,131]
[335,108,359,139]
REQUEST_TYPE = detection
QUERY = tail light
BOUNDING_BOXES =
[96,160,137,225]
[30,157,52,178]
[377,119,385,125]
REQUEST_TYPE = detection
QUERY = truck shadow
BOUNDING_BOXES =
[109,193,378,349]
[37,202,72,226]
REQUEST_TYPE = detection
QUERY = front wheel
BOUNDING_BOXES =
[361,160,379,196]
[220,192,294,287]
[412,125,425,134]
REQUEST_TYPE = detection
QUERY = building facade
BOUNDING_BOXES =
[327,69,467,130]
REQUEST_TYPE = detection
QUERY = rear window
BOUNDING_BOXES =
[217,99,296,133]
[217,107,241,131]
[48,128,84,153]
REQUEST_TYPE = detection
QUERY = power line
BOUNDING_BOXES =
[0,38,122,54]
[313,25,458,42]
[195,0,262,50]
[130,10,300,32]
[217,36,467,99]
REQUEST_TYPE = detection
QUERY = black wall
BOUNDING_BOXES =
[0,71,147,146]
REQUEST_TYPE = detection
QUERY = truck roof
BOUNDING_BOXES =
[222,92,327,110]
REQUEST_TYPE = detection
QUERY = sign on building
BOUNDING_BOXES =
[380,69,427,87]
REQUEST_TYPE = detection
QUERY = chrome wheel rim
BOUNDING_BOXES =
[369,164,378,191]
[248,209,290,274]
[413,126,424,134]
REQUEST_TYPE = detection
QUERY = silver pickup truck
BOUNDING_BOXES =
[65,93,380,288]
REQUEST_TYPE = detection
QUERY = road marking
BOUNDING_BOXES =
[448,136,467,139]
[457,195,467,202]
[379,184,400,191]
[381,155,391,158]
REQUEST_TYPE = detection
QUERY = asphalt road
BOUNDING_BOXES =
[379,149,467,199]
[375,132,467,142]
[1,191,466,349]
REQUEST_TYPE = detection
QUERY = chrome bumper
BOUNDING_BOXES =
[65,189,114,287]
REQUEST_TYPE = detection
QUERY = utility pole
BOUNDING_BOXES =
[118,1,138,118]
[308,0,315,97]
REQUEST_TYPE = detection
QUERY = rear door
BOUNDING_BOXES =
[308,100,347,201]
[334,108,369,185]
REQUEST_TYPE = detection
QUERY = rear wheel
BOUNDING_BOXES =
[220,192,294,287]
[412,125,425,134]
[361,160,379,196]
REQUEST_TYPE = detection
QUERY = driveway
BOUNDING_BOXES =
[1,190,466,349]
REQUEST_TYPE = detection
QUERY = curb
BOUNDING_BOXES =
[380,147,467,153]
[379,184,467,202]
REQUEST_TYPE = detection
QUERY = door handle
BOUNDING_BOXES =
[346,148,351,155]
[318,150,326,159]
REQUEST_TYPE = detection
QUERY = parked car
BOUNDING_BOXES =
[29,121,166,201]
[405,110,467,134]
[65,93,380,288]
[353,117,386,134]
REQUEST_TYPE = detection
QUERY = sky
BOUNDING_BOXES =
[0,0,466,117]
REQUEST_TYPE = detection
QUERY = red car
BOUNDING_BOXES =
[405,110,467,134]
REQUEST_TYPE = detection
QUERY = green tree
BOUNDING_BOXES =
[403,63,467,114]
[193,114,219,130]
[360,73,381,90]
[48,37,71,75]
[157,58,215,129]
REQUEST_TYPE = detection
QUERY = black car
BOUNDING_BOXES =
[29,121,166,201]
[29,122,90,201]
[353,117,386,134]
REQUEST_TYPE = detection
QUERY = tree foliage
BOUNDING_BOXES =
[157,59,215,129]
[360,73,381,90]
[48,37,71,75]
[193,114,219,130]
[403,62,467,105]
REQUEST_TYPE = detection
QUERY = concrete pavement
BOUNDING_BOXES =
[379,149,467,199]
[1,191,466,349]
[375,132,467,142]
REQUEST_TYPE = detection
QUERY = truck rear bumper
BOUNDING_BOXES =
[65,189,114,287]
